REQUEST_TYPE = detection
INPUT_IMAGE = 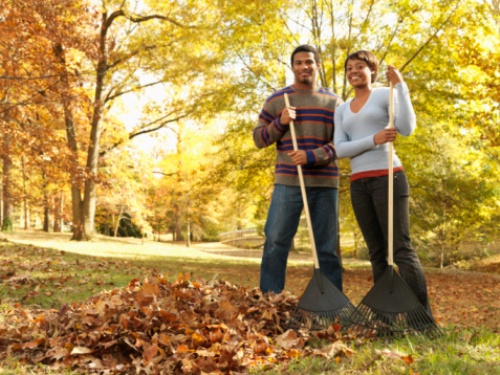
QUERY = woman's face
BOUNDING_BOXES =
[345,58,374,88]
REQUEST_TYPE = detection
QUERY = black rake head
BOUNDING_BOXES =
[287,268,356,331]
[345,267,442,340]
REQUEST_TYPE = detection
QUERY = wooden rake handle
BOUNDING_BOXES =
[388,82,395,266]
[284,93,320,268]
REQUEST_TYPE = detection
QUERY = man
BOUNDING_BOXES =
[253,44,344,294]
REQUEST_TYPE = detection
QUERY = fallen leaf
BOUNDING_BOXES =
[22,338,45,349]
[275,329,304,350]
[143,344,158,363]
[319,342,354,359]
[401,354,414,365]
[70,346,94,355]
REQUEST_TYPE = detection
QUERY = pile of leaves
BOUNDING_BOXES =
[0,274,355,374]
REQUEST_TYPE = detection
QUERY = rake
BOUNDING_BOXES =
[346,83,442,339]
[284,93,356,330]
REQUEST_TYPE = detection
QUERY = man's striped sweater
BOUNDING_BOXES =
[253,85,343,188]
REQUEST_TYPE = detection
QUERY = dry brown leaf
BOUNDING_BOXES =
[21,338,45,349]
[192,331,206,348]
[376,348,414,364]
[275,329,305,350]
[143,344,158,363]
[47,346,69,361]
[318,341,353,359]
[176,344,191,354]
[70,346,94,355]
[401,354,415,364]
[219,300,239,313]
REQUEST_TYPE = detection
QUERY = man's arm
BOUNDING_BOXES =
[253,98,295,149]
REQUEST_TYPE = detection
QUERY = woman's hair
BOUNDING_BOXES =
[344,50,379,83]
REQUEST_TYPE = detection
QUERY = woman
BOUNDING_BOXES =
[334,50,435,320]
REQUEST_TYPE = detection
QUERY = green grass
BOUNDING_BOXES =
[1,240,499,374]
[0,242,262,309]
[0,363,80,375]
[252,328,500,374]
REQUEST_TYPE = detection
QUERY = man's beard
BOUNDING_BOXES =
[297,75,314,85]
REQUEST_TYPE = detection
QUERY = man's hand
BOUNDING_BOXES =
[280,106,296,125]
[288,150,307,165]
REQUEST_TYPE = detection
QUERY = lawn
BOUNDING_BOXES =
[0,230,498,374]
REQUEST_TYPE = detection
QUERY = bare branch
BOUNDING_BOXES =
[129,112,191,139]
[107,45,157,71]
[105,79,170,103]
[125,13,189,28]
[153,171,178,176]
[99,111,192,156]
[378,23,400,70]
[355,0,376,38]
[108,9,191,29]
[236,53,276,92]
[400,1,462,71]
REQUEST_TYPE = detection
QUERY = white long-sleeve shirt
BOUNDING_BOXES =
[334,83,416,178]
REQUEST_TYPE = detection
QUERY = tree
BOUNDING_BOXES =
[1,0,242,240]
[62,0,291,240]
[1,0,90,234]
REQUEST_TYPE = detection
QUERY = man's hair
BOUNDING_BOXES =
[291,45,320,66]
[344,50,379,83]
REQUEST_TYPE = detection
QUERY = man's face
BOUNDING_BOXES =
[292,51,319,87]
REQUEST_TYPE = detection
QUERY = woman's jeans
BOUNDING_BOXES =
[350,170,433,317]
[260,184,342,293]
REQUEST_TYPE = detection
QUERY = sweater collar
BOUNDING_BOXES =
[291,84,321,93]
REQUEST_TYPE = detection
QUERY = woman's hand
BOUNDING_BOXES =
[386,65,403,86]
[374,128,398,145]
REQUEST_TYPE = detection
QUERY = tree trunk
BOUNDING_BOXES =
[41,169,50,232]
[53,191,63,233]
[114,205,125,237]
[174,207,184,241]
[440,243,445,269]
[80,20,109,240]
[53,43,86,240]
[175,125,184,242]
[353,231,359,259]
[186,218,191,247]
[43,202,50,232]
[1,135,13,232]
[337,232,343,268]
[0,177,3,227]
[21,156,30,229]
[70,186,85,240]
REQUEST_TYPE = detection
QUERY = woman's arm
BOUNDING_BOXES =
[393,82,416,136]
[386,66,416,136]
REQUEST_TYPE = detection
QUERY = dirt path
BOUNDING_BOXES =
[1,229,342,266]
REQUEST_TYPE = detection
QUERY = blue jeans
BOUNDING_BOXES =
[350,171,433,317]
[260,184,342,293]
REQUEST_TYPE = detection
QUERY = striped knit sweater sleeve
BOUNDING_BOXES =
[253,85,343,188]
